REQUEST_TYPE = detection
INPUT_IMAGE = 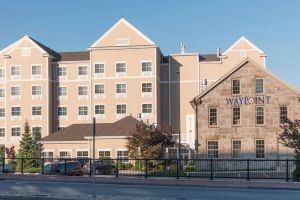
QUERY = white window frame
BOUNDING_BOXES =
[207,140,218,158]
[11,106,21,121]
[58,149,72,159]
[78,105,89,120]
[116,149,129,163]
[32,85,42,100]
[256,106,264,125]
[232,79,240,95]
[32,105,42,120]
[255,77,264,94]
[0,128,5,138]
[116,104,127,119]
[141,82,152,97]
[78,85,88,100]
[0,108,5,119]
[95,104,105,119]
[77,65,88,79]
[10,65,21,80]
[32,126,42,137]
[76,149,89,158]
[11,126,21,137]
[58,66,67,80]
[141,103,153,118]
[208,107,218,127]
[232,140,242,159]
[21,47,31,56]
[31,64,42,79]
[115,61,127,77]
[58,86,68,100]
[0,68,5,81]
[141,60,153,76]
[94,83,105,99]
[0,88,4,99]
[57,106,68,120]
[10,85,21,100]
[94,62,105,78]
[116,38,129,46]
[255,139,265,159]
[115,83,127,98]
[98,149,111,159]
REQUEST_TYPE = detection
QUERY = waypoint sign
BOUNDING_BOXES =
[225,96,271,105]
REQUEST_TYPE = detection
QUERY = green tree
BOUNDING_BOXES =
[16,120,36,170]
[5,146,16,165]
[279,118,300,181]
[126,122,174,159]
[32,127,43,158]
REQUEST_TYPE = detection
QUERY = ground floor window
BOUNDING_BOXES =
[117,150,129,162]
[99,150,111,159]
[232,140,241,158]
[77,150,89,158]
[43,151,54,162]
[207,141,218,158]
[59,151,71,158]
[255,140,265,158]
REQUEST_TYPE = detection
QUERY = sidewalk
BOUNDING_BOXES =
[1,174,300,190]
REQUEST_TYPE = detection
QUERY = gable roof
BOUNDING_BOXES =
[0,35,60,59]
[59,51,90,61]
[90,18,155,48]
[191,58,300,104]
[41,116,140,142]
[223,36,264,55]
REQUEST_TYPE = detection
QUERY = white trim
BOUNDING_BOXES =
[141,102,153,119]
[57,60,89,64]
[58,149,72,158]
[141,81,153,97]
[10,65,21,80]
[94,83,105,99]
[84,136,127,140]
[115,82,127,98]
[31,64,42,79]
[90,18,155,47]
[77,65,88,80]
[94,62,105,78]
[41,141,89,144]
[76,149,89,158]
[223,36,264,55]
[115,61,127,77]
[141,60,153,76]
[31,84,42,100]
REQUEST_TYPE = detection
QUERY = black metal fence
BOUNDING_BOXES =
[0,157,299,182]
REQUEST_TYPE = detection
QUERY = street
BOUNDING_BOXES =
[0,180,300,200]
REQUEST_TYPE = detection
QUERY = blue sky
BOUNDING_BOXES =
[1,0,299,89]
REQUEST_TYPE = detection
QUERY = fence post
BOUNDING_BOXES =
[2,157,4,173]
[247,159,250,181]
[176,159,179,179]
[115,159,119,178]
[286,159,289,182]
[21,158,24,174]
[64,158,67,175]
[145,159,148,178]
[210,159,213,180]
[41,158,44,175]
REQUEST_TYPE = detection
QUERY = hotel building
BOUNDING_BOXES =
[0,18,298,159]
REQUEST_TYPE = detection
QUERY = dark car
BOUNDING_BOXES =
[84,159,115,175]
[44,161,83,176]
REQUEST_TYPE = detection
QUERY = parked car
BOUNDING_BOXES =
[0,164,15,173]
[84,159,115,175]
[44,161,83,176]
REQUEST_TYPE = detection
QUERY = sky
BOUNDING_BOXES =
[0,0,299,89]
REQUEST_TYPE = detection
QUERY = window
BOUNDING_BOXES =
[232,107,241,125]
[32,106,42,116]
[256,78,264,94]
[256,140,265,158]
[232,79,240,95]
[11,127,21,136]
[58,87,67,96]
[0,69,5,79]
[142,61,152,72]
[232,140,241,158]
[78,86,88,96]
[59,151,71,158]
[78,66,88,76]
[42,151,54,159]
[0,88,5,98]
[207,141,218,158]
[116,63,126,73]
[142,83,152,93]
[95,105,105,115]
[58,107,67,116]
[280,106,288,124]
[11,66,20,76]
[0,128,5,137]
[142,104,152,114]
[95,84,104,94]
[11,86,20,96]
[99,150,111,159]
[256,106,264,125]
[21,48,31,56]
[58,66,67,77]
[116,84,126,93]
[78,106,88,116]
[32,65,41,76]
[209,108,217,126]
[0,108,5,117]
[11,107,21,116]
[95,63,104,74]
[116,38,129,46]
[77,151,89,158]
[32,85,42,96]
[32,126,42,136]
[117,150,129,162]
[116,104,126,114]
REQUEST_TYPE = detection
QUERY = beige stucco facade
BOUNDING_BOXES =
[1,18,297,159]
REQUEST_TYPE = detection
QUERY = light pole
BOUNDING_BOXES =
[175,70,181,159]
[92,117,96,198]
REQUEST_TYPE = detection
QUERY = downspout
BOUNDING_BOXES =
[193,97,199,158]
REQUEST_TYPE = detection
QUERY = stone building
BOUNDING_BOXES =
[191,59,300,159]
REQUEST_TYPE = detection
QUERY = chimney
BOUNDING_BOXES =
[216,47,221,57]
[180,42,185,54]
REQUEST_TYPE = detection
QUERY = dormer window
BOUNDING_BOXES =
[116,38,129,46]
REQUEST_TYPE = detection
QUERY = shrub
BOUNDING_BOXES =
[185,165,195,172]
[293,153,300,181]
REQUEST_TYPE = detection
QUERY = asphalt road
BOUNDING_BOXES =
[1,180,300,200]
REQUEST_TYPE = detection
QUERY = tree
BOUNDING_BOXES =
[32,127,43,158]
[16,120,36,170]
[5,146,16,165]
[126,122,174,159]
[279,118,300,181]
[0,145,5,159]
